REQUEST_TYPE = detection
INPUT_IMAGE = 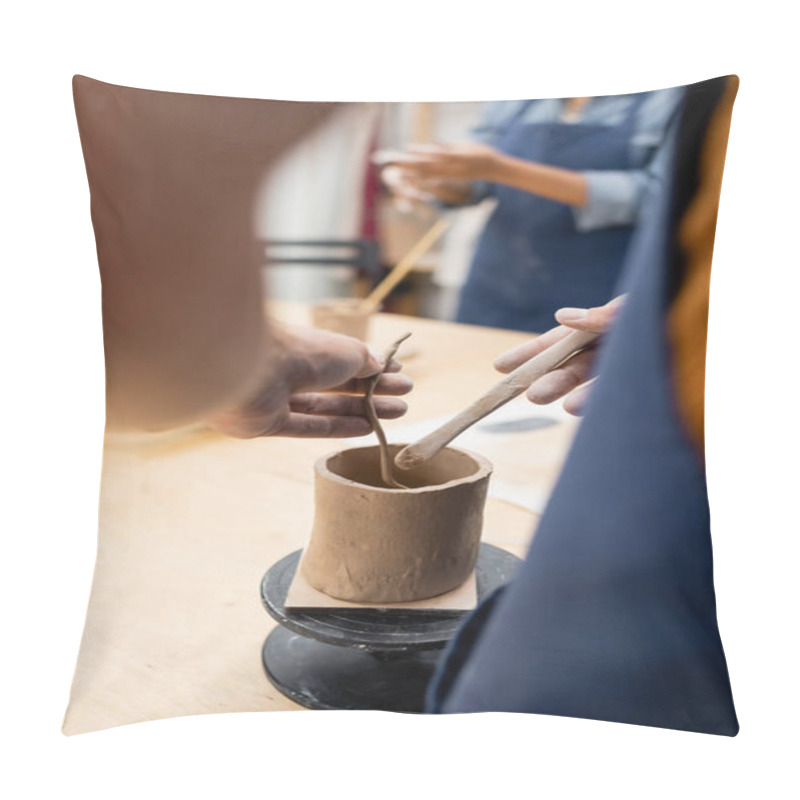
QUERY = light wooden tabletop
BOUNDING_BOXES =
[63,306,578,735]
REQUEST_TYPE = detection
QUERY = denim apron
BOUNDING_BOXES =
[428,123,739,734]
[456,96,648,332]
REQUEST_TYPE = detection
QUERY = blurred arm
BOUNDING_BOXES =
[74,76,338,431]
[573,88,685,231]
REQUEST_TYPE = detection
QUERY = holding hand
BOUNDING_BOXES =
[385,143,502,182]
[377,143,501,210]
[494,297,624,415]
[208,324,412,438]
[380,164,441,209]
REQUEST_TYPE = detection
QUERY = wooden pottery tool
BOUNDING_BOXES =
[362,333,412,489]
[309,220,447,343]
[359,217,449,312]
[394,328,600,470]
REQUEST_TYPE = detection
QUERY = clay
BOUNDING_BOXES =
[363,333,412,489]
[310,298,373,341]
[300,444,492,603]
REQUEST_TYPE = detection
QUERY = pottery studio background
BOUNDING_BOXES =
[259,100,490,320]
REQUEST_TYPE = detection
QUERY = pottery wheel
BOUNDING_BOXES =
[260,543,521,712]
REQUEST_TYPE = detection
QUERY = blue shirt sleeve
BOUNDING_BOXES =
[573,88,685,232]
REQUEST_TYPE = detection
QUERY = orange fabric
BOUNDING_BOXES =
[669,76,739,454]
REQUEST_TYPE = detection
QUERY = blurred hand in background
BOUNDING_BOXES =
[376,143,502,210]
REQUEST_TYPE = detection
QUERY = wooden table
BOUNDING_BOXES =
[63,307,577,735]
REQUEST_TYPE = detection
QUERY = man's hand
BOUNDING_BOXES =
[208,324,412,438]
[494,297,624,415]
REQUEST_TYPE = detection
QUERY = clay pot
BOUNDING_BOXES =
[301,444,492,603]
[310,298,373,341]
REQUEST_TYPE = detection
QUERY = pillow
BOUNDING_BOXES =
[65,75,737,736]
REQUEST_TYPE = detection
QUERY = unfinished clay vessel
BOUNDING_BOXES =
[311,298,373,341]
[301,444,492,603]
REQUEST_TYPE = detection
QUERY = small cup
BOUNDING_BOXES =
[301,444,493,603]
[310,298,373,341]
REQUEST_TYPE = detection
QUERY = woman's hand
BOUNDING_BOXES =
[380,164,438,208]
[380,165,472,210]
[208,324,412,438]
[377,143,501,211]
[383,143,502,183]
[378,141,587,209]
[493,297,625,415]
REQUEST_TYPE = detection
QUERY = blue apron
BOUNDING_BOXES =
[427,122,739,734]
[456,96,648,332]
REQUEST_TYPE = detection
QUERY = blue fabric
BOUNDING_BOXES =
[427,119,738,735]
[457,95,650,333]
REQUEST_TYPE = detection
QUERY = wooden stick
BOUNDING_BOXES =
[411,101,436,144]
[394,329,600,470]
[363,333,413,488]
[362,218,449,311]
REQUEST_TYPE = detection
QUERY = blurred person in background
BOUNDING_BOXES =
[381,89,684,332]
